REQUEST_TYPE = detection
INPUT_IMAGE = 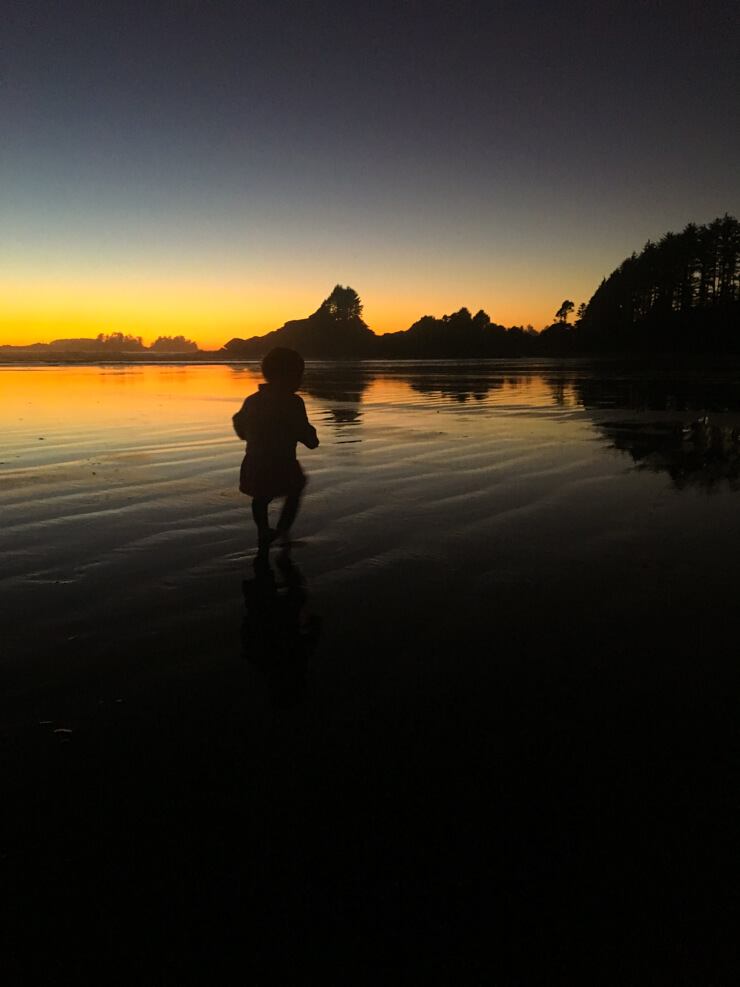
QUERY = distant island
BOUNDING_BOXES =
[0,333,210,363]
[3,215,738,362]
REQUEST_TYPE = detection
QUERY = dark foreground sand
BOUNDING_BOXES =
[3,362,740,984]
[3,535,739,986]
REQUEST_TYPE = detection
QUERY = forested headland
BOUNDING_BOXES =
[551,213,740,354]
[3,215,738,362]
[223,215,740,359]
[222,286,540,360]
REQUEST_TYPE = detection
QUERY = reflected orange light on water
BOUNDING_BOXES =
[1,365,581,447]
[362,373,579,409]
[0,366,263,430]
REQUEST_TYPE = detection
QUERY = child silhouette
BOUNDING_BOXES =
[233,347,319,552]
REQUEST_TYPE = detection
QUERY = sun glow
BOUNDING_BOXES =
[1,277,564,351]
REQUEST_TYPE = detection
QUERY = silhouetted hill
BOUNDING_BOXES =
[47,338,109,350]
[223,287,539,360]
[224,313,376,359]
[223,285,376,359]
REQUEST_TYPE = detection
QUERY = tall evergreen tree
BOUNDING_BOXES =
[577,216,740,351]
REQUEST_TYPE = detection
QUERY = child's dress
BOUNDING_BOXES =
[233,383,318,500]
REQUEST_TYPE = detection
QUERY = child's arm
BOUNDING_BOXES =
[295,396,319,449]
[301,425,319,449]
[232,398,251,440]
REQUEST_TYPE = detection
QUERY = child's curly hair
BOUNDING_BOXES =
[261,347,305,388]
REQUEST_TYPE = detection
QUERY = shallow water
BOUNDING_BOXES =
[3,359,740,662]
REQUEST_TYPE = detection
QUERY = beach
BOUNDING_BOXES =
[3,362,740,984]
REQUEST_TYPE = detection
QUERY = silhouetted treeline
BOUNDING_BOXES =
[377,308,538,358]
[223,286,539,359]
[1,332,202,360]
[554,215,740,353]
[37,333,148,351]
[149,335,199,352]
[225,219,740,359]
[5,216,740,363]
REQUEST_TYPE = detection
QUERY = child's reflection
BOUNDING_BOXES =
[241,551,321,707]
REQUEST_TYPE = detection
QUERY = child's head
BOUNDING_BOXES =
[261,347,305,391]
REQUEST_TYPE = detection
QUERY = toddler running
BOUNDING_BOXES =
[233,347,319,552]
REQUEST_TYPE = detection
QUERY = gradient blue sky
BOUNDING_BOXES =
[2,0,738,347]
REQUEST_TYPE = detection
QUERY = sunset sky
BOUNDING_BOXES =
[3,0,738,349]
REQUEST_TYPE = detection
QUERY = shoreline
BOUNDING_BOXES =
[1,353,551,368]
[3,351,740,368]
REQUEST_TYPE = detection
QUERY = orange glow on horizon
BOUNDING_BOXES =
[0,278,566,350]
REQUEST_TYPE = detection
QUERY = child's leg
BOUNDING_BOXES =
[252,499,279,552]
[251,498,270,532]
[276,491,301,535]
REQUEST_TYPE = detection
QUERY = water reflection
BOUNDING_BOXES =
[572,369,740,489]
[404,370,502,403]
[302,366,371,434]
[299,361,740,491]
[574,370,740,414]
[594,418,740,490]
[303,360,585,407]
[241,551,322,707]
[302,366,373,403]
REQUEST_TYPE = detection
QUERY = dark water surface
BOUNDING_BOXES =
[2,361,740,984]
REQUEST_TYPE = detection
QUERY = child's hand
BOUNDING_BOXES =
[303,429,319,450]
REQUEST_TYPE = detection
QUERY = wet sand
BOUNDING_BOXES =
[3,364,740,984]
